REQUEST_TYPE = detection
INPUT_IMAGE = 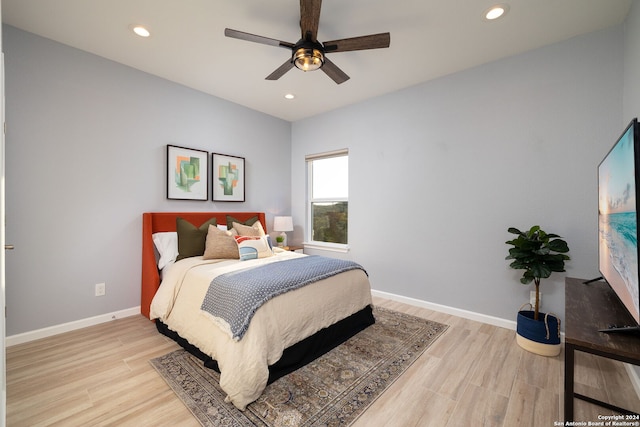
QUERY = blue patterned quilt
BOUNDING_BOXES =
[200,255,367,340]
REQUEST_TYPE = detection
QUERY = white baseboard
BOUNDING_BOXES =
[371,289,640,401]
[371,289,517,330]
[6,306,141,347]
[8,291,510,347]
[6,292,640,401]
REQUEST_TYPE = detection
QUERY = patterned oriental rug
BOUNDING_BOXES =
[150,306,448,427]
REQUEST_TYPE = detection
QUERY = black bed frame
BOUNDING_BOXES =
[156,304,375,383]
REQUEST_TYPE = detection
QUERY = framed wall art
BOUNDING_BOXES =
[212,153,245,202]
[166,144,209,201]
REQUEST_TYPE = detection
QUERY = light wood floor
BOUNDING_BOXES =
[6,297,640,426]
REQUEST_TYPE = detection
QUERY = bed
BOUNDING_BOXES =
[141,212,374,410]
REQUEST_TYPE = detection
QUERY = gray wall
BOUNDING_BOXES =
[625,0,640,121]
[291,26,625,325]
[3,25,292,335]
[4,9,640,338]
[622,0,640,384]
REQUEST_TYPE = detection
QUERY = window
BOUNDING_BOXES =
[306,150,348,248]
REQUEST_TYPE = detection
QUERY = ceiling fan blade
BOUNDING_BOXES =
[266,60,295,80]
[225,28,294,49]
[323,32,390,53]
[321,57,349,84]
[299,0,322,41]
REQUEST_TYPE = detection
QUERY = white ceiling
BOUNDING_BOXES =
[1,0,633,122]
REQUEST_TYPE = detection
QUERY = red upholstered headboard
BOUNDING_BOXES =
[141,211,267,319]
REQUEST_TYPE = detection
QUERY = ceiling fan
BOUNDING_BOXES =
[224,0,391,84]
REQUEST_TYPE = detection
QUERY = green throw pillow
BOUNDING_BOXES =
[176,217,217,261]
[225,215,259,230]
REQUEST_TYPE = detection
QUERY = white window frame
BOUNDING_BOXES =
[305,149,349,253]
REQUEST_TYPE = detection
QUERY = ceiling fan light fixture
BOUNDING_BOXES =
[293,48,324,72]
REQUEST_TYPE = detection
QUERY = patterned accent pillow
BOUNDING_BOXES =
[235,235,273,260]
[203,225,239,260]
[176,217,217,261]
[232,221,266,237]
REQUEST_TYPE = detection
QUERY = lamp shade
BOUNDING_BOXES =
[273,216,294,232]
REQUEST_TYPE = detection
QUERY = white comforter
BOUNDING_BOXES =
[149,249,372,410]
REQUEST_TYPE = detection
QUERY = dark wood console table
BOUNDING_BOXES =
[564,277,640,420]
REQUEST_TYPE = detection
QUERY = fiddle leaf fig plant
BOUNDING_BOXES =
[505,226,570,320]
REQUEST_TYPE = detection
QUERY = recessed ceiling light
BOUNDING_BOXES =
[284,93,295,100]
[132,25,151,37]
[483,4,509,21]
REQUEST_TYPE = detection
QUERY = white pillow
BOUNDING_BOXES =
[152,232,178,270]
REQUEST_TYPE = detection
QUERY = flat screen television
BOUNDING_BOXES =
[597,117,640,333]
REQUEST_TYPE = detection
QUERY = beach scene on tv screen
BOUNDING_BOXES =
[598,126,640,323]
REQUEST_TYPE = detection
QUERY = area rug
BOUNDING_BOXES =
[150,306,448,426]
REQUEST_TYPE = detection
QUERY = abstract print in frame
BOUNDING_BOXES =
[166,145,209,201]
[212,153,245,202]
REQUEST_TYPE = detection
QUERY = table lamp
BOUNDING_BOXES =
[273,216,293,247]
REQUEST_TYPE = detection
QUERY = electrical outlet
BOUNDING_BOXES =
[530,290,540,307]
[95,282,106,297]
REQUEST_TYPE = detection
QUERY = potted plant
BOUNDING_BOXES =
[275,235,285,247]
[505,225,570,356]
